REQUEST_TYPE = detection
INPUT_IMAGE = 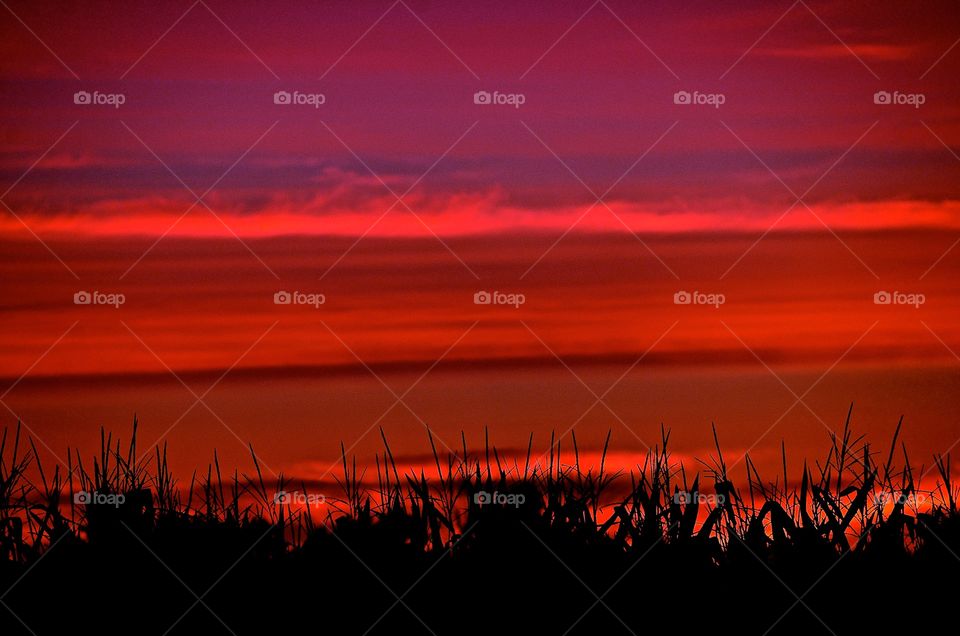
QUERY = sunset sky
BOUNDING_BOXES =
[1,0,959,484]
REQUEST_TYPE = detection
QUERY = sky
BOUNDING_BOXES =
[1,0,959,484]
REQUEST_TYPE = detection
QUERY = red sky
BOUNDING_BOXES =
[1,0,959,483]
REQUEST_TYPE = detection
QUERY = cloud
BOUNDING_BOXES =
[761,43,918,61]
[2,193,959,239]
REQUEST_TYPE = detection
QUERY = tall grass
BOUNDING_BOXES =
[0,409,955,565]
[2,410,959,634]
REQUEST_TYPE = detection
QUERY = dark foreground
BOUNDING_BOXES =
[1,417,958,634]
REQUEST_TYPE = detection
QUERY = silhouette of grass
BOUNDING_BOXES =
[0,407,957,634]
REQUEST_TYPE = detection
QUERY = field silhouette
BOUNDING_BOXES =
[1,409,957,635]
